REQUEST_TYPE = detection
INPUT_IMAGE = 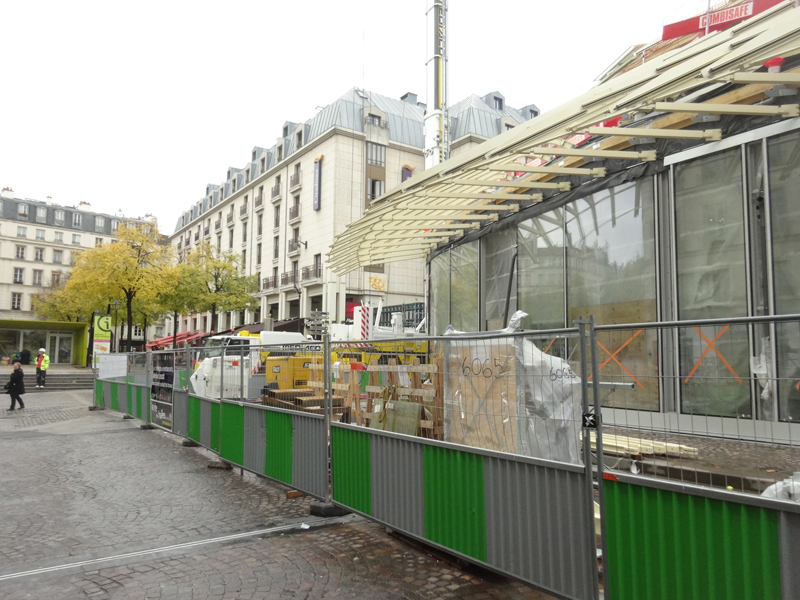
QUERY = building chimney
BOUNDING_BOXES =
[46,196,52,205]
[1,187,14,200]
[400,92,418,106]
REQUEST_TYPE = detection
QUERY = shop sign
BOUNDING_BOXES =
[313,156,323,211]
[92,314,112,366]
[662,0,780,40]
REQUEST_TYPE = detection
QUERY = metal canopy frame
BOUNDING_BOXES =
[328,1,800,273]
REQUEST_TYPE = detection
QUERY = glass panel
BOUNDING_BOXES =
[566,179,658,410]
[430,252,450,335]
[517,210,565,331]
[481,228,516,330]
[0,330,21,364]
[675,148,750,418]
[449,242,479,332]
[22,330,49,364]
[768,131,800,421]
[58,335,73,364]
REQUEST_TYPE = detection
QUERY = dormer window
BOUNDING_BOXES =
[260,157,266,173]
[282,125,289,138]
[277,146,283,162]
[505,123,514,131]
[530,109,538,118]
[18,203,28,219]
[296,130,303,148]
[232,178,237,193]
[367,113,381,126]
[111,219,119,232]
[494,97,504,110]
[245,168,250,184]
[252,150,256,161]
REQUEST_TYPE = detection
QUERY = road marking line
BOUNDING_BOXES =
[0,517,335,581]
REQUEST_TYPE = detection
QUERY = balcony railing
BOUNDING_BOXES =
[364,116,389,129]
[289,204,300,222]
[271,184,281,201]
[239,204,248,218]
[288,239,301,255]
[280,271,298,286]
[255,194,263,209]
[214,219,221,231]
[203,226,210,237]
[302,264,322,281]
[226,213,234,224]
[262,276,277,291]
[289,171,302,190]
[194,232,200,242]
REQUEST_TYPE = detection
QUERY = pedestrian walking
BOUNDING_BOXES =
[5,362,25,411]
[35,348,50,388]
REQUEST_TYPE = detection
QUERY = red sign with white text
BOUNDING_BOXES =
[662,0,782,41]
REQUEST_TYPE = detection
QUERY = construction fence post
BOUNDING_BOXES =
[589,315,609,598]
[323,333,332,503]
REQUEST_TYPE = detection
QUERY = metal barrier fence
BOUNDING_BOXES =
[91,315,800,600]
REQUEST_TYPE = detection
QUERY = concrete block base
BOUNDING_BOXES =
[310,500,351,518]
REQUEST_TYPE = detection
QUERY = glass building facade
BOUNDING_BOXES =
[428,122,800,432]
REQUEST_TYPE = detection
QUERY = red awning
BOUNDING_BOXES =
[146,330,199,349]
[180,331,209,346]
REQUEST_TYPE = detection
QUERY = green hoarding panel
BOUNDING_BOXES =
[331,427,371,515]
[95,379,104,407]
[264,411,293,484]
[605,480,781,600]
[210,402,220,452]
[220,403,244,465]
[188,396,201,442]
[423,446,487,562]
[110,382,119,411]
[178,371,187,389]
[126,384,133,415]
[136,387,143,419]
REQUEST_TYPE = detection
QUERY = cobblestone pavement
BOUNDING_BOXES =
[0,390,555,599]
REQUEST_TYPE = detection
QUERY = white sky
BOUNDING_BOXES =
[0,0,717,234]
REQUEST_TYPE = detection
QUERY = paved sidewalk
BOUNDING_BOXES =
[0,391,554,599]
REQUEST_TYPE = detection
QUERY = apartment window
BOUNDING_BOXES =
[17,226,26,238]
[133,326,143,337]
[242,250,246,270]
[72,213,81,227]
[367,178,385,203]
[18,203,28,219]
[51,272,60,287]
[111,219,119,232]
[15,245,25,260]
[95,216,105,231]
[11,293,22,311]
[293,227,299,241]
[257,214,263,236]
[277,146,283,162]
[54,209,65,225]
[53,250,62,264]
[256,243,262,266]
[494,96,504,110]
[155,326,164,337]
[274,206,280,228]
[273,236,279,259]
[273,266,279,281]
[217,235,222,249]
[33,270,42,286]
[34,247,44,262]
[367,142,386,167]
[95,237,103,246]
[228,230,233,249]
[367,113,381,126]
[35,229,45,240]
[72,234,81,245]
[282,125,289,138]
[69,251,77,266]
[242,226,247,243]
[36,207,47,223]
[292,260,298,276]
[13,268,24,284]
[296,130,303,148]
[314,253,322,270]
[54,231,63,243]
[232,178,237,193]
[245,168,250,184]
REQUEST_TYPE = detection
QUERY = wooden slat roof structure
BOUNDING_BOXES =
[328,0,800,274]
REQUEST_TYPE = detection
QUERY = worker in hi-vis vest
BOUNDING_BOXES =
[35,348,50,388]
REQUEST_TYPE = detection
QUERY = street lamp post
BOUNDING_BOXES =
[112,300,121,352]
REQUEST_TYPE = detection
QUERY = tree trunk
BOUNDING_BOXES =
[143,316,148,347]
[87,313,95,367]
[172,310,178,349]
[210,303,218,333]
[126,294,134,353]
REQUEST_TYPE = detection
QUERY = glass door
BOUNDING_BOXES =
[57,335,73,364]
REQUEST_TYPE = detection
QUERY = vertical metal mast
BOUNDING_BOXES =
[424,0,449,169]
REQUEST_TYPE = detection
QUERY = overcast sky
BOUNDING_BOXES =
[1,0,717,233]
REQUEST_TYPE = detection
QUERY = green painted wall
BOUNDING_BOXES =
[210,402,220,452]
[423,446,487,562]
[188,396,201,442]
[220,403,245,465]
[331,427,371,515]
[126,385,133,414]
[264,411,293,484]
[605,480,782,600]
[136,386,143,419]
[110,382,119,411]
[95,379,104,407]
